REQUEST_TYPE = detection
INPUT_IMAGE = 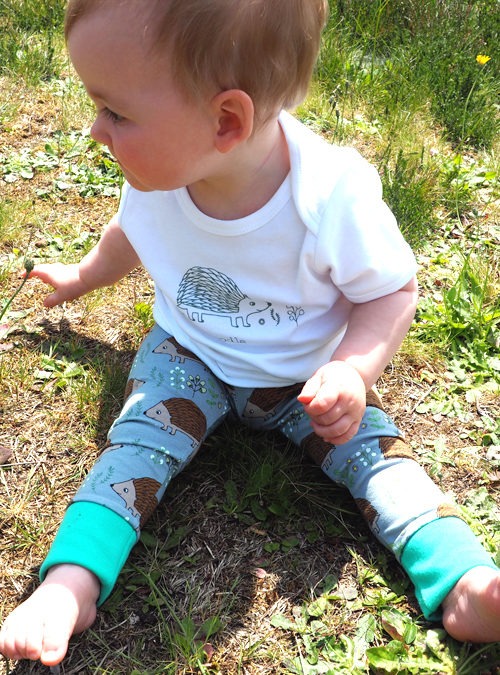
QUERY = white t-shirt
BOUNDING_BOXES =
[118,111,417,387]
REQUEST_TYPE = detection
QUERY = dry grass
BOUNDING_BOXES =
[1,78,499,675]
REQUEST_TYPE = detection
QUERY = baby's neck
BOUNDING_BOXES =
[188,118,290,220]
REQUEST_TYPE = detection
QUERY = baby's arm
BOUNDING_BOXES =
[299,276,418,445]
[30,215,140,307]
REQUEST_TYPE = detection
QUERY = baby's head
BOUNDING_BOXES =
[65,0,329,126]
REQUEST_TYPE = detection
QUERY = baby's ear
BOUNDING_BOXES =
[210,89,254,152]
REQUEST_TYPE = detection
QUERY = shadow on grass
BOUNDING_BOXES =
[3,323,500,674]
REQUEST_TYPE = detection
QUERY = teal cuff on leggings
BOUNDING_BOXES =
[401,516,498,621]
[39,501,137,606]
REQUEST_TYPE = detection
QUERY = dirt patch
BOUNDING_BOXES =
[1,82,499,675]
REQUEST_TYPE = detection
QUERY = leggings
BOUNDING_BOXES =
[73,324,452,560]
[43,323,497,618]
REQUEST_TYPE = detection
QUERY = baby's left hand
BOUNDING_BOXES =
[298,361,366,445]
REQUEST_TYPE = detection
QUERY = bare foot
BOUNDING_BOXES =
[0,564,100,666]
[442,566,500,642]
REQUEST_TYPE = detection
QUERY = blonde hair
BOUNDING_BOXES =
[65,0,329,124]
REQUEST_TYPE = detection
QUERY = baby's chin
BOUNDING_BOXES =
[121,167,187,193]
[121,171,155,192]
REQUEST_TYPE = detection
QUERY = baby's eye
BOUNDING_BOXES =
[102,107,124,123]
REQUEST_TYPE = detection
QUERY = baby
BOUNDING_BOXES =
[1,0,499,667]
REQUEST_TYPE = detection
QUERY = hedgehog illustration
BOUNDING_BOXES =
[243,383,304,421]
[111,476,161,528]
[379,436,415,461]
[153,336,202,363]
[366,389,384,410]
[144,397,207,449]
[177,266,271,327]
[123,378,145,401]
[301,431,334,466]
[355,497,381,533]
[437,503,465,521]
[100,442,124,457]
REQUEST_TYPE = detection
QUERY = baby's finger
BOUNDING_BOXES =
[301,381,340,415]
[43,292,64,308]
[297,375,322,404]
[28,263,56,281]
[311,416,359,446]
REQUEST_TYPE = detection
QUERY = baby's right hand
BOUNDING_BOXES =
[298,360,367,445]
[29,263,88,308]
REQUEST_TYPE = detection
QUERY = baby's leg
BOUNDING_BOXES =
[0,564,99,666]
[1,326,231,665]
[280,390,499,641]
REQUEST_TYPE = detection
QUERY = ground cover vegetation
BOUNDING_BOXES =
[0,0,499,673]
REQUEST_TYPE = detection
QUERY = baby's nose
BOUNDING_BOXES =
[90,117,111,149]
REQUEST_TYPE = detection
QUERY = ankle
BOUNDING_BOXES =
[44,564,100,606]
[443,565,498,609]
[442,566,500,643]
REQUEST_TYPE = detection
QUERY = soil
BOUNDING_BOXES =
[0,83,498,675]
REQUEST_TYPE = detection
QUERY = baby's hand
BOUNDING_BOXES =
[29,263,88,308]
[298,361,366,445]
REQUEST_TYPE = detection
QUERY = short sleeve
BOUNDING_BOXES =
[315,158,417,303]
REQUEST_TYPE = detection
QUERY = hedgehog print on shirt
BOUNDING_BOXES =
[177,267,272,328]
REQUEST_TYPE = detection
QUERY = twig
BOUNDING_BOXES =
[0,259,34,323]
[410,385,436,414]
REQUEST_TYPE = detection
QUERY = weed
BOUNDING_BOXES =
[439,154,499,219]
[34,345,87,391]
[322,0,500,149]
[414,250,500,386]
[379,147,438,247]
[0,0,66,82]
[423,43,499,149]
[1,3,500,674]
[118,563,226,672]
[0,257,33,323]
[0,129,122,198]
[272,586,458,673]
[221,445,298,526]
[462,487,500,561]
[133,302,154,332]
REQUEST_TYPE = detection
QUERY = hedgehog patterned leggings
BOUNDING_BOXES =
[68,324,499,619]
[73,323,450,560]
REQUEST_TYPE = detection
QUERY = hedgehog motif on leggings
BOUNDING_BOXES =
[123,378,145,401]
[366,389,384,410]
[243,383,304,421]
[100,442,124,457]
[301,432,334,466]
[355,497,381,534]
[177,266,271,327]
[301,389,387,467]
[437,502,465,521]
[111,476,161,528]
[152,336,203,364]
[379,436,415,461]
[144,397,207,449]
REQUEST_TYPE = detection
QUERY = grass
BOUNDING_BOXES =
[0,0,499,673]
